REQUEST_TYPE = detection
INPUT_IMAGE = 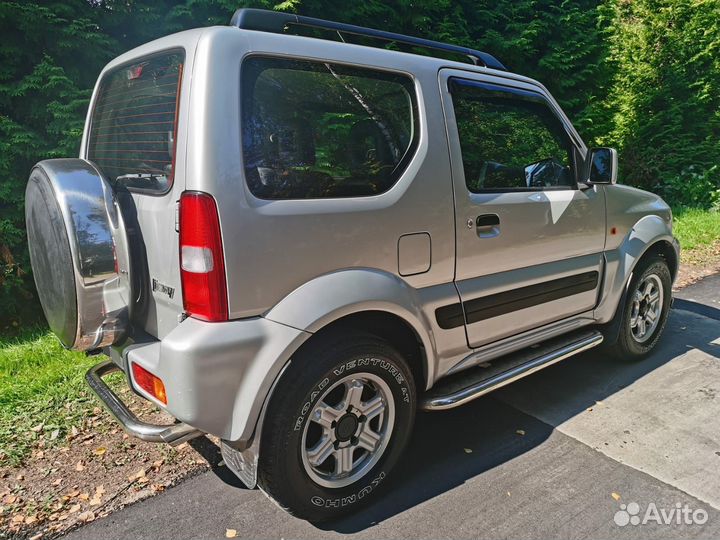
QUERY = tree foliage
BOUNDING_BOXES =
[1,0,718,326]
[601,0,720,192]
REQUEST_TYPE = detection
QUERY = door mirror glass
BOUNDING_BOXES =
[588,147,618,184]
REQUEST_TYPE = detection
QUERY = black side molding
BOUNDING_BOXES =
[436,303,465,331]
[436,271,599,330]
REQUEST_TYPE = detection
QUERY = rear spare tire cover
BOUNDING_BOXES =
[25,159,132,350]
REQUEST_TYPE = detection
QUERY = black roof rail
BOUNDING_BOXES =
[230,8,507,71]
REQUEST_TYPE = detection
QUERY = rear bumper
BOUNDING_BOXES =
[100,316,310,445]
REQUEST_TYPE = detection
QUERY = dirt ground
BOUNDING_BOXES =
[673,241,720,290]
[0,387,222,540]
[2,241,719,540]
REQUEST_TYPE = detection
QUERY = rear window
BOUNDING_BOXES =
[241,57,418,199]
[87,51,184,193]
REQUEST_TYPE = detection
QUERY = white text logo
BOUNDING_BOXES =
[614,502,708,527]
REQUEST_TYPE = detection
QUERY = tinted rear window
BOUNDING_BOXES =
[87,51,184,193]
[241,57,418,199]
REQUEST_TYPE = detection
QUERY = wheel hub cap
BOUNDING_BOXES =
[335,414,359,442]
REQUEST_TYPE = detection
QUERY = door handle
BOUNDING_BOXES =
[475,214,500,238]
[476,214,500,227]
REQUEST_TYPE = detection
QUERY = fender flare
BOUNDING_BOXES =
[596,214,678,325]
[264,268,438,383]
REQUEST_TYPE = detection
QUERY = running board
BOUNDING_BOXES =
[420,330,604,411]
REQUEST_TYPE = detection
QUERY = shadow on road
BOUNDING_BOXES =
[190,303,719,534]
[321,396,553,533]
[315,305,720,533]
[673,298,720,321]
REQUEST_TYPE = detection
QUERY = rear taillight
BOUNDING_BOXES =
[131,363,167,405]
[179,192,228,321]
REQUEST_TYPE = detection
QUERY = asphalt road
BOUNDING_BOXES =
[66,276,720,540]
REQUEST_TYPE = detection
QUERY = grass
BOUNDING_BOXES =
[672,207,720,251]
[0,328,101,465]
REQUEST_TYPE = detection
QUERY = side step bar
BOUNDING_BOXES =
[86,360,202,446]
[420,330,603,411]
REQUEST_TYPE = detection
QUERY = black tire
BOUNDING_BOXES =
[257,333,416,522]
[605,256,672,360]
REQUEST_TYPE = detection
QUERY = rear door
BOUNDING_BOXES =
[84,50,189,338]
[439,69,606,348]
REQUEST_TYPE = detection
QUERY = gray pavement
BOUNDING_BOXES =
[675,273,720,319]
[65,276,720,540]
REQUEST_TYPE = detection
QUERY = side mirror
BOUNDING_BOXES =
[587,147,618,184]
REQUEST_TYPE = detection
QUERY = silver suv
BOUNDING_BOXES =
[25,9,679,521]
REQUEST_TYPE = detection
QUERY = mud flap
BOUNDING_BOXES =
[221,440,259,489]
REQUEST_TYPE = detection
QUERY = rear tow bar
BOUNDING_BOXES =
[86,360,202,446]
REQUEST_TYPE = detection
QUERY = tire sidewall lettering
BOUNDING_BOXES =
[294,376,329,431]
[310,472,386,508]
[262,337,416,520]
[294,357,410,431]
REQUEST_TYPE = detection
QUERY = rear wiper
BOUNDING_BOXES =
[113,173,167,190]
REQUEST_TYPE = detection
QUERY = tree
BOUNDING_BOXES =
[601,0,720,190]
[1,2,113,326]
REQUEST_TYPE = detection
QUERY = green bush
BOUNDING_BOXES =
[660,166,720,211]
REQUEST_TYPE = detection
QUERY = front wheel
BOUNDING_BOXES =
[257,333,416,521]
[606,256,672,360]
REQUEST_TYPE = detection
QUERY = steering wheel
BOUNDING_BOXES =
[526,158,566,187]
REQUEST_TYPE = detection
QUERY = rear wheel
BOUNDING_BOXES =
[606,256,672,360]
[257,333,416,521]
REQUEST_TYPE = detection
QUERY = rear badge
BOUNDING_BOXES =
[152,278,175,299]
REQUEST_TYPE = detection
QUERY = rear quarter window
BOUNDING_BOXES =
[87,51,184,193]
[241,57,418,199]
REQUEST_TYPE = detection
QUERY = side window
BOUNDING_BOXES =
[241,57,418,199]
[450,79,575,192]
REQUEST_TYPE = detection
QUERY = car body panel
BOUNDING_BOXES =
[123,315,310,442]
[264,268,472,390]
[185,27,457,321]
